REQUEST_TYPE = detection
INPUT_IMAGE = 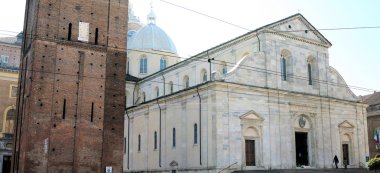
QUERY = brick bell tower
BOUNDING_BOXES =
[12,0,128,172]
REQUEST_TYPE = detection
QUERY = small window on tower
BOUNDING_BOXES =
[1,55,9,64]
[9,85,17,98]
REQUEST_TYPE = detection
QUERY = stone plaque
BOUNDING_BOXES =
[78,22,89,42]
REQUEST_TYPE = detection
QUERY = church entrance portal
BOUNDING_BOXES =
[245,140,256,166]
[295,132,308,166]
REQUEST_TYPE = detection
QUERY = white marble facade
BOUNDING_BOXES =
[124,14,369,172]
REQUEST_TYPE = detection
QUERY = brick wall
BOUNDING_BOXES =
[0,44,21,68]
[0,72,18,132]
[13,0,128,172]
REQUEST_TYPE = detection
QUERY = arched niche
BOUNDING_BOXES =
[200,68,207,83]
[281,49,291,59]
[280,49,293,81]
[244,127,260,138]
[2,105,16,133]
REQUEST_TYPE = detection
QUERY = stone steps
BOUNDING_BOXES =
[233,168,369,173]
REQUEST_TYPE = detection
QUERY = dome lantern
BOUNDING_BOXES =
[147,6,156,24]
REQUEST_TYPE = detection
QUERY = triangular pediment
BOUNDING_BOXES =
[240,110,264,121]
[263,14,332,47]
[338,120,355,128]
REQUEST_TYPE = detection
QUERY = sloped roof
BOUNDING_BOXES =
[137,13,332,83]
[362,92,380,105]
[126,74,140,82]
[263,13,332,47]
[0,37,17,45]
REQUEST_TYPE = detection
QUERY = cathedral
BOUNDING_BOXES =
[124,6,369,173]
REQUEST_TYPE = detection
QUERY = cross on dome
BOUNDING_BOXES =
[147,4,156,24]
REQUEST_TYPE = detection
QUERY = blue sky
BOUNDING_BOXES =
[1,0,379,96]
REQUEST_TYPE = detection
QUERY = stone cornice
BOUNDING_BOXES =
[264,29,330,48]
[266,15,331,47]
[289,102,318,114]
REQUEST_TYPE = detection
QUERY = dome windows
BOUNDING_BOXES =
[160,57,167,70]
[127,30,137,39]
[139,55,148,74]
[127,22,178,54]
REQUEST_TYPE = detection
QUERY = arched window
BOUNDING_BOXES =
[155,87,159,98]
[172,128,176,147]
[168,81,174,94]
[308,63,312,85]
[281,57,287,81]
[222,63,227,75]
[154,131,158,150]
[140,55,148,74]
[183,76,189,89]
[201,69,207,83]
[280,49,291,81]
[3,107,15,133]
[138,134,141,151]
[142,92,146,102]
[194,123,198,144]
[307,57,314,85]
[160,57,167,70]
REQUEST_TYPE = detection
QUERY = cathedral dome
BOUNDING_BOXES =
[128,9,177,54]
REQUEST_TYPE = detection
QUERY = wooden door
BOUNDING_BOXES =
[342,144,349,165]
[245,140,256,166]
[2,156,11,173]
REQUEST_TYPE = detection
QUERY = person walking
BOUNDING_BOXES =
[333,155,339,169]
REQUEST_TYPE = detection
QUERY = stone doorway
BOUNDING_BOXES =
[342,144,349,165]
[295,132,309,166]
[245,140,256,166]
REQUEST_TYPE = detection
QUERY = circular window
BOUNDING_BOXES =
[127,30,136,38]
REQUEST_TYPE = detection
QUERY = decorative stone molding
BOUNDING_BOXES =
[266,15,331,46]
[338,120,355,135]
[289,102,317,114]
[338,120,355,129]
[240,110,265,121]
